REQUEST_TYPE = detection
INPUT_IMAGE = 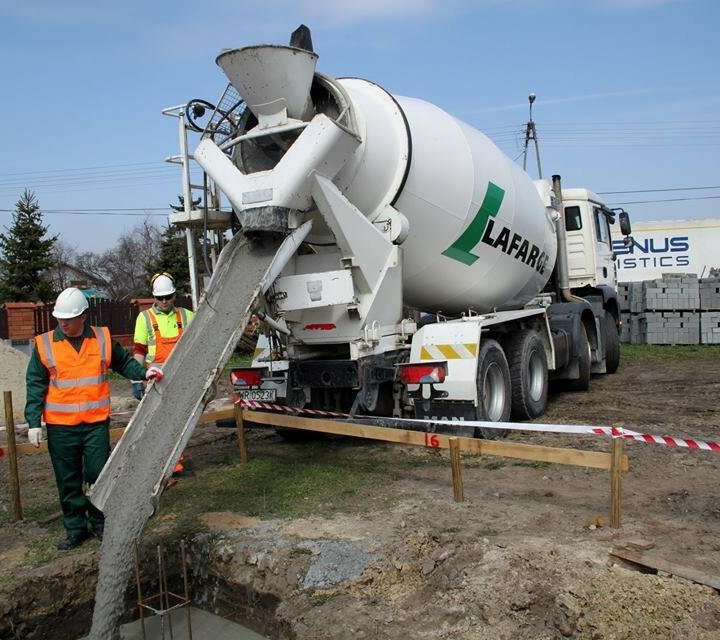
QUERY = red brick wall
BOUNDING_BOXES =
[3,302,41,340]
[131,298,155,313]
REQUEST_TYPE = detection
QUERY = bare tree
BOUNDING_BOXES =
[48,240,79,292]
[67,220,162,299]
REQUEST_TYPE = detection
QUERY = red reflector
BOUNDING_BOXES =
[303,323,336,331]
[230,368,264,387]
[398,362,447,385]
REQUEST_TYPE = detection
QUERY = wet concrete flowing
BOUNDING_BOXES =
[87,233,282,639]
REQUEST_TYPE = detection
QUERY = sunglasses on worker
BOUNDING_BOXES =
[155,294,174,301]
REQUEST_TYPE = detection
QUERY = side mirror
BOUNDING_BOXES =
[619,211,632,236]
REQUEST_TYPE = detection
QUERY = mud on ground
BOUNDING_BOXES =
[1,346,720,639]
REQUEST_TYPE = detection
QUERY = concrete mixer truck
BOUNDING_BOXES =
[168,26,632,434]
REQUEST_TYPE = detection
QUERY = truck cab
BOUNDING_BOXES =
[563,188,618,290]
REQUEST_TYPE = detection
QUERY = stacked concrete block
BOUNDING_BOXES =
[640,311,700,345]
[620,312,631,343]
[619,311,644,344]
[700,312,720,344]
[700,278,720,310]
[642,274,700,311]
[699,276,720,344]
[618,282,631,313]
[616,274,719,344]
[629,282,644,313]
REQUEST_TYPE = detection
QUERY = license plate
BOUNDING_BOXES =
[236,388,277,402]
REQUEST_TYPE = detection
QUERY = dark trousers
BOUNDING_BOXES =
[46,422,110,535]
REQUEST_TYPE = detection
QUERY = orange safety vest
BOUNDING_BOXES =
[35,326,112,426]
[142,308,187,365]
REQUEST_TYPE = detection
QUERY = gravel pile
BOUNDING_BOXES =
[0,342,29,424]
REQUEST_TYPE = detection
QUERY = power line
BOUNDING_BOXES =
[599,186,720,194]
[0,170,177,188]
[0,208,169,217]
[0,161,165,178]
[43,207,169,211]
[606,195,720,205]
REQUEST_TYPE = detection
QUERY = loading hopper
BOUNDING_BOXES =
[216,45,318,121]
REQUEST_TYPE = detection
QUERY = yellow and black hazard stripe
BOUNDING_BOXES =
[419,343,478,360]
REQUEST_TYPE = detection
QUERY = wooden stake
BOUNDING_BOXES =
[234,403,248,464]
[610,436,624,528]
[3,391,23,521]
[449,437,464,502]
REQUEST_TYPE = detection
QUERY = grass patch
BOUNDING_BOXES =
[310,592,337,606]
[0,495,61,527]
[24,536,64,569]
[483,459,508,470]
[157,441,397,523]
[621,343,720,361]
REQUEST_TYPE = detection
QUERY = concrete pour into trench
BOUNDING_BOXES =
[88,234,282,639]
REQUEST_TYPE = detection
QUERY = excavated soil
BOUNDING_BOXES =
[1,348,720,639]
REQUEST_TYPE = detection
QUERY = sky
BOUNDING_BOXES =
[0,0,718,252]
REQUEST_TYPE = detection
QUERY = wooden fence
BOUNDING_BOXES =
[8,296,192,339]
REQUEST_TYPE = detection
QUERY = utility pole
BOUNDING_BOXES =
[522,93,543,179]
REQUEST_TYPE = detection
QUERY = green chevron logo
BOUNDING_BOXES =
[442,182,505,266]
[442,181,550,274]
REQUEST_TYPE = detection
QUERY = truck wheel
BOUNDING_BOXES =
[603,311,620,374]
[475,339,511,439]
[566,323,591,391]
[502,330,548,420]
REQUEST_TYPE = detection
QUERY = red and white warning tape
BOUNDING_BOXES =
[4,400,716,459]
[238,399,348,419]
[609,426,720,452]
[236,398,720,453]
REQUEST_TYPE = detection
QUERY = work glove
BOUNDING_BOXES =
[28,427,43,447]
[145,366,164,382]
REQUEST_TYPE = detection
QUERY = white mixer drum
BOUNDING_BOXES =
[337,81,558,314]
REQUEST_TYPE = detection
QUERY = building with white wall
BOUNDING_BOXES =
[611,218,720,282]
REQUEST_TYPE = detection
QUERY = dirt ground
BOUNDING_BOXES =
[2,346,720,639]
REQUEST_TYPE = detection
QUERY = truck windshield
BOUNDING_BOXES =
[594,207,611,245]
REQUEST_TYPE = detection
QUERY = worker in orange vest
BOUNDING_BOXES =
[24,287,162,550]
[132,273,194,475]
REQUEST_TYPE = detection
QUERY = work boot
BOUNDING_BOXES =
[90,522,104,541]
[57,530,90,551]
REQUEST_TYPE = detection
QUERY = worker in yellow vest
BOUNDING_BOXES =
[132,273,194,474]
[25,287,162,550]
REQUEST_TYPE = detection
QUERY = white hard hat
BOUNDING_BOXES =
[52,287,89,319]
[152,273,176,297]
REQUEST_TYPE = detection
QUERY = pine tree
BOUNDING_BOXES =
[147,224,191,295]
[0,190,58,303]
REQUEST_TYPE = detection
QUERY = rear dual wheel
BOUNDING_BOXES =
[475,331,549,439]
[502,330,548,421]
[475,339,511,439]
